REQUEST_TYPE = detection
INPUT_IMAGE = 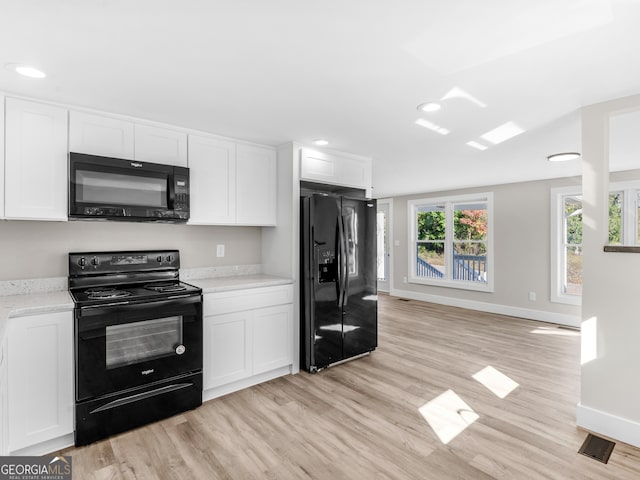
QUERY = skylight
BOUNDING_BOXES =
[466,141,488,151]
[480,121,525,145]
[441,87,487,108]
[415,118,449,135]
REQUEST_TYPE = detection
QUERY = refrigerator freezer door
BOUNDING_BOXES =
[301,194,343,370]
[341,197,378,359]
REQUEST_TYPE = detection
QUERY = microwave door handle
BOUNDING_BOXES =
[167,173,176,209]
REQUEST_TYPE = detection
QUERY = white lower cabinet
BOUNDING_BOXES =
[7,312,73,453]
[203,285,293,394]
[0,94,5,218]
[252,305,293,375]
[204,311,252,388]
[0,335,8,455]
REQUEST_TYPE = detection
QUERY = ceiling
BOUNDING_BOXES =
[2,0,640,198]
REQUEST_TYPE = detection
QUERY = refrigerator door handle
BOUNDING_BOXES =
[343,214,350,306]
[337,215,346,307]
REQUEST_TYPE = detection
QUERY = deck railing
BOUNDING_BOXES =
[416,257,444,278]
[416,255,486,282]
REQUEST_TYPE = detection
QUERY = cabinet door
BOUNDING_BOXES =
[5,98,68,221]
[187,135,236,224]
[8,312,73,452]
[236,144,276,225]
[134,124,187,167]
[252,304,293,375]
[0,94,5,218]
[0,335,7,455]
[69,111,134,159]
[300,148,372,191]
[203,312,252,389]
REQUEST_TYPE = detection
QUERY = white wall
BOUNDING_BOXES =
[0,220,261,280]
[262,142,301,372]
[578,94,640,447]
[389,177,586,325]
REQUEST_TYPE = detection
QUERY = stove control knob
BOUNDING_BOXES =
[175,344,186,355]
[156,255,163,263]
[78,257,87,268]
[90,257,100,267]
[166,254,174,263]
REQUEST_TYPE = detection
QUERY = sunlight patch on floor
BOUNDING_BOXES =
[472,366,519,399]
[419,389,479,444]
[530,326,580,337]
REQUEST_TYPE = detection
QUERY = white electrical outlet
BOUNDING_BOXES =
[528,291,536,301]
[216,244,225,257]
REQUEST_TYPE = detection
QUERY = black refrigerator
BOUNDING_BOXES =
[300,192,377,372]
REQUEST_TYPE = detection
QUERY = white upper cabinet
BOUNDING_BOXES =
[69,111,134,159]
[236,144,277,226]
[0,94,5,219]
[134,124,187,167]
[188,136,277,226]
[300,148,372,193]
[188,135,237,224]
[4,98,68,221]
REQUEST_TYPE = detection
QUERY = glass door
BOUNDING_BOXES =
[377,201,391,292]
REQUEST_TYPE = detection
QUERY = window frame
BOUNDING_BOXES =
[551,180,640,305]
[408,192,494,292]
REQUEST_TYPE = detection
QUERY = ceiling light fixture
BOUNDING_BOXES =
[547,152,580,162]
[417,102,441,112]
[5,63,46,79]
[415,118,449,135]
[466,141,488,151]
[312,139,329,146]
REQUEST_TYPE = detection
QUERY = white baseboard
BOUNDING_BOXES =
[390,288,580,328]
[577,403,640,448]
[9,433,74,456]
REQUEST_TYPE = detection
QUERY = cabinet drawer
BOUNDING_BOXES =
[204,285,293,316]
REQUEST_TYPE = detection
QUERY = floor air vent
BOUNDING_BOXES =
[397,298,410,302]
[578,433,615,464]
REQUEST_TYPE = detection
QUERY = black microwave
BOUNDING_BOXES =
[69,152,190,222]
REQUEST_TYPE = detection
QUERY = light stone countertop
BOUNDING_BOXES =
[188,274,293,294]
[0,274,292,342]
[0,290,74,341]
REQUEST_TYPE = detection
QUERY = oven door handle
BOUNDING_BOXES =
[79,293,201,313]
[89,383,194,414]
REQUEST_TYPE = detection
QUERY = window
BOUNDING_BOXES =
[551,182,639,305]
[409,193,493,292]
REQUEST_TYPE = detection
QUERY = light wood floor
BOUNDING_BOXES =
[60,295,640,479]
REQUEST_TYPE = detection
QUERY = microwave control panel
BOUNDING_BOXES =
[173,168,190,212]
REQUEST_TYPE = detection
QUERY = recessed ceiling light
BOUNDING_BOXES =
[417,102,441,112]
[5,63,46,79]
[415,118,449,135]
[313,139,329,146]
[547,152,580,162]
[480,121,524,145]
[466,141,488,151]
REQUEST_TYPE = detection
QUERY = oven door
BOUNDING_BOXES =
[75,294,202,401]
